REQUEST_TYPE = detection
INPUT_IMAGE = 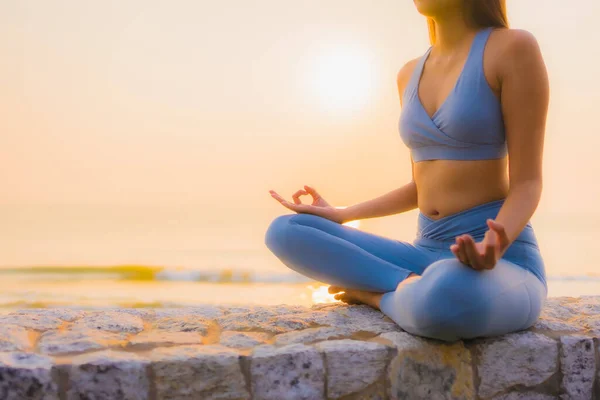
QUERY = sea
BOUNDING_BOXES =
[1,204,598,310]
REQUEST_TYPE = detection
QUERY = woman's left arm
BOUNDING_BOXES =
[494,29,550,245]
[451,29,550,269]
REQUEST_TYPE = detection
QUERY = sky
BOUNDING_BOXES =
[1,0,599,273]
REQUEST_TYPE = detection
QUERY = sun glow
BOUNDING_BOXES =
[307,45,375,113]
[343,220,361,229]
[308,285,340,304]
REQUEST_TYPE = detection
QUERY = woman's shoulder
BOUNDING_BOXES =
[489,28,543,62]
[488,28,545,78]
[396,56,422,98]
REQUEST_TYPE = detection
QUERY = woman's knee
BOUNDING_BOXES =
[264,213,326,253]
[264,214,295,253]
[408,259,544,341]
[401,258,494,342]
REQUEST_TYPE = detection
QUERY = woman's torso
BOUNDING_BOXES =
[399,27,508,221]
[415,158,509,220]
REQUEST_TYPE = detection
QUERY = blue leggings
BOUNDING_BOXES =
[264,199,548,342]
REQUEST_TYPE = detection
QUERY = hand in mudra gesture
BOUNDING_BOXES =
[269,185,346,224]
[450,219,511,271]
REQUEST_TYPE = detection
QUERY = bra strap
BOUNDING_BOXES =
[405,46,432,101]
[465,27,494,71]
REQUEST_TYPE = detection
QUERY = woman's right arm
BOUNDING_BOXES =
[340,162,418,223]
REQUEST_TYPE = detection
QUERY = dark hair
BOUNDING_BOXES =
[427,0,509,44]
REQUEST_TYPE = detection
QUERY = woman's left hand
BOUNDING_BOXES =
[450,219,511,270]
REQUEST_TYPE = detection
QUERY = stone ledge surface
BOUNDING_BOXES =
[0,296,599,399]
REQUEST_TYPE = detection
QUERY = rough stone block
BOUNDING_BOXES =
[381,331,474,400]
[72,311,144,333]
[315,339,396,399]
[151,345,248,400]
[491,393,557,400]
[129,331,203,348]
[559,335,595,399]
[311,304,402,335]
[475,331,558,398]
[0,352,58,400]
[39,329,129,355]
[153,316,210,334]
[0,325,31,352]
[0,314,63,331]
[220,331,271,349]
[67,350,150,400]
[9,309,86,322]
[250,343,325,400]
[217,308,314,334]
[274,326,352,346]
[154,305,224,319]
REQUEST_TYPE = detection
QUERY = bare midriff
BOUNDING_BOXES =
[414,156,510,221]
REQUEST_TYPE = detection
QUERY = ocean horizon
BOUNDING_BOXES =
[1,203,598,309]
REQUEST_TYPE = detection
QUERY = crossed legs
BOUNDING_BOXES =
[265,213,547,342]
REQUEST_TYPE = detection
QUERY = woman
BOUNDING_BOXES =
[265,0,549,343]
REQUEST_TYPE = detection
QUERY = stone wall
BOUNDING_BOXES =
[0,296,599,399]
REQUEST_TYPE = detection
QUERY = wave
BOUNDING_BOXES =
[0,265,312,283]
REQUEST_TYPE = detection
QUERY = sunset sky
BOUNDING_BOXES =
[1,0,599,274]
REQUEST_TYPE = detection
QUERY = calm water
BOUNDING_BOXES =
[0,204,598,309]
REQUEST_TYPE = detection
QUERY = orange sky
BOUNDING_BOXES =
[1,0,599,255]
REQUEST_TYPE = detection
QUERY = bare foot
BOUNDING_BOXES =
[327,274,421,309]
[328,285,362,304]
[328,286,344,294]
[327,285,382,308]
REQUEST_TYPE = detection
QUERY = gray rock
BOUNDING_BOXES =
[38,329,129,355]
[250,343,325,400]
[0,352,58,400]
[572,314,600,335]
[222,304,308,316]
[310,303,341,311]
[381,332,474,400]
[217,308,316,334]
[116,308,157,319]
[154,305,223,319]
[0,324,31,351]
[220,331,271,349]
[277,310,348,326]
[476,331,558,398]
[67,350,150,400]
[532,316,582,333]
[72,311,144,333]
[315,339,395,399]
[274,326,353,346]
[559,335,595,399]
[310,304,402,335]
[491,393,557,400]
[9,308,86,322]
[151,345,248,399]
[129,331,203,348]
[0,299,595,400]
[0,314,63,331]
[220,306,255,314]
[533,298,584,334]
[153,316,210,334]
[569,296,600,315]
[338,380,388,400]
[540,297,580,320]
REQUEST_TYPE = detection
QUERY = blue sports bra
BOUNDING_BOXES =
[399,27,507,162]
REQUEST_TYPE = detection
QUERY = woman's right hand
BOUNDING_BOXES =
[269,185,347,224]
